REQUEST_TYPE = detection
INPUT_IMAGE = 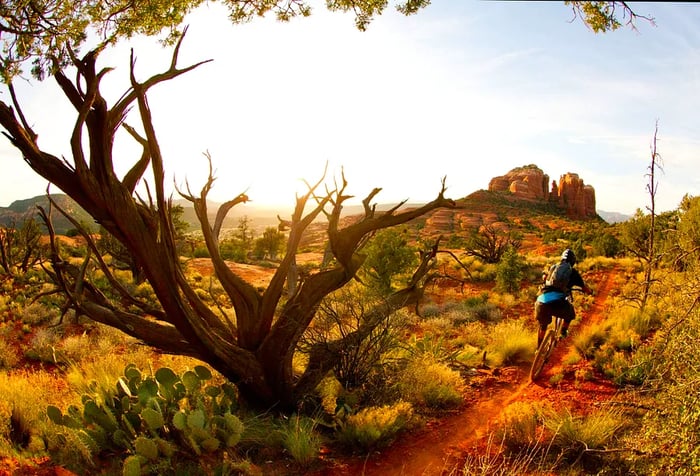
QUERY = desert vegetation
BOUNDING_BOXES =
[0,1,691,474]
[0,189,698,474]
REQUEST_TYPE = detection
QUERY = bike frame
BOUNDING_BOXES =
[529,288,581,381]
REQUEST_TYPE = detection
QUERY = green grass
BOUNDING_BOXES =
[398,355,465,409]
[485,319,534,367]
[277,415,322,468]
[544,407,624,456]
[336,401,415,451]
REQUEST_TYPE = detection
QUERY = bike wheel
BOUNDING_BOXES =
[530,329,557,381]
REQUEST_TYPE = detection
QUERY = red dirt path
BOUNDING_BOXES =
[312,266,621,476]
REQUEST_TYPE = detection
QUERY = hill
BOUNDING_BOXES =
[0,194,94,235]
[597,209,632,223]
[0,188,616,241]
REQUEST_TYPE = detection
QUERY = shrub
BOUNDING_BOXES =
[485,319,533,367]
[0,339,19,369]
[336,401,414,450]
[594,344,655,387]
[24,327,61,364]
[544,407,623,458]
[301,285,408,392]
[0,371,73,463]
[496,401,549,452]
[636,300,700,475]
[573,321,609,360]
[18,301,59,326]
[398,355,464,409]
[607,306,664,348]
[466,301,502,323]
[456,321,489,348]
[56,334,93,363]
[495,246,524,294]
[420,302,442,318]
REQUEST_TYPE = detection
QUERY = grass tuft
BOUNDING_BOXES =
[277,415,322,468]
[336,401,414,451]
[486,319,534,367]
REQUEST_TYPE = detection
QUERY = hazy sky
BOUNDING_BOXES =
[1,1,699,215]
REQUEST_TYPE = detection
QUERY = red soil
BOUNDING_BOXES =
[0,263,622,476]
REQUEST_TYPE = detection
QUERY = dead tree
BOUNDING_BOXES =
[0,218,43,275]
[464,224,521,264]
[0,35,455,409]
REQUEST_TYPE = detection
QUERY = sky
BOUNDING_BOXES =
[1,1,699,216]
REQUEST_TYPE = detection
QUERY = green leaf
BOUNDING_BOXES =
[76,429,100,455]
[122,455,143,476]
[46,405,63,425]
[134,436,159,461]
[141,407,164,431]
[172,411,187,431]
[137,378,158,404]
[200,437,220,452]
[194,365,212,380]
[155,437,175,458]
[181,370,200,392]
[155,367,178,387]
[112,429,131,449]
[187,409,205,430]
[124,364,141,382]
[205,386,221,398]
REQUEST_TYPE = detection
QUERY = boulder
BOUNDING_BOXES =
[488,164,549,201]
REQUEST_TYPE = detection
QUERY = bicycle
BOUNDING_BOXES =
[530,288,582,381]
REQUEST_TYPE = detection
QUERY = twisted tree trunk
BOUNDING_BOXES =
[0,36,455,410]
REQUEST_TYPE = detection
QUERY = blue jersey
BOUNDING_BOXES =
[537,290,567,304]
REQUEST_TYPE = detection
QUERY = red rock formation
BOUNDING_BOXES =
[488,165,597,219]
[550,173,596,219]
[488,165,549,201]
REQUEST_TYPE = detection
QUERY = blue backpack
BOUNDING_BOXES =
[545,261,572,292]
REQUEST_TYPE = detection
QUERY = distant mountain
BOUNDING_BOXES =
[1,192,629,237]
[0,194,94,235]
[597,210,632,224]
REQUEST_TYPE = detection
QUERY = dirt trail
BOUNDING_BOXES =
[316,267,621,476]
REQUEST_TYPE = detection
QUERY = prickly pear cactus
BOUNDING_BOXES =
[47,363,245,472]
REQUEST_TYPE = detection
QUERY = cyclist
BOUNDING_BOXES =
[535,248,592,347]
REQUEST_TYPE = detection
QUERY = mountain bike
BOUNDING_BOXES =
[530,288,582,381]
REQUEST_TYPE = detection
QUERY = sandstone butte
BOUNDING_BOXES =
[488,164,596,220]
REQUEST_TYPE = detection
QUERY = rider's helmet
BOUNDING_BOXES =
[561,248,577,265]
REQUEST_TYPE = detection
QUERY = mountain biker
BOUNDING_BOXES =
[535,248,592,347]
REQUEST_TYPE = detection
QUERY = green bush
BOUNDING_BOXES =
[336,401,414,451]
[398,355,464,409]
[495,246,524,294]
[18,301,59,326]
[485,319,533,367]
[544,407,623,458]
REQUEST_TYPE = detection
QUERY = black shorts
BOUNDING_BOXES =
[535,298,576,330]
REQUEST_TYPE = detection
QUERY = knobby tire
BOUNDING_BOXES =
[530,329,557,381]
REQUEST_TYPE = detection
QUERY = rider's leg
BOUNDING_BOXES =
[534,301,550,347]
[553,299,576,337]
[560,321,569,337]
